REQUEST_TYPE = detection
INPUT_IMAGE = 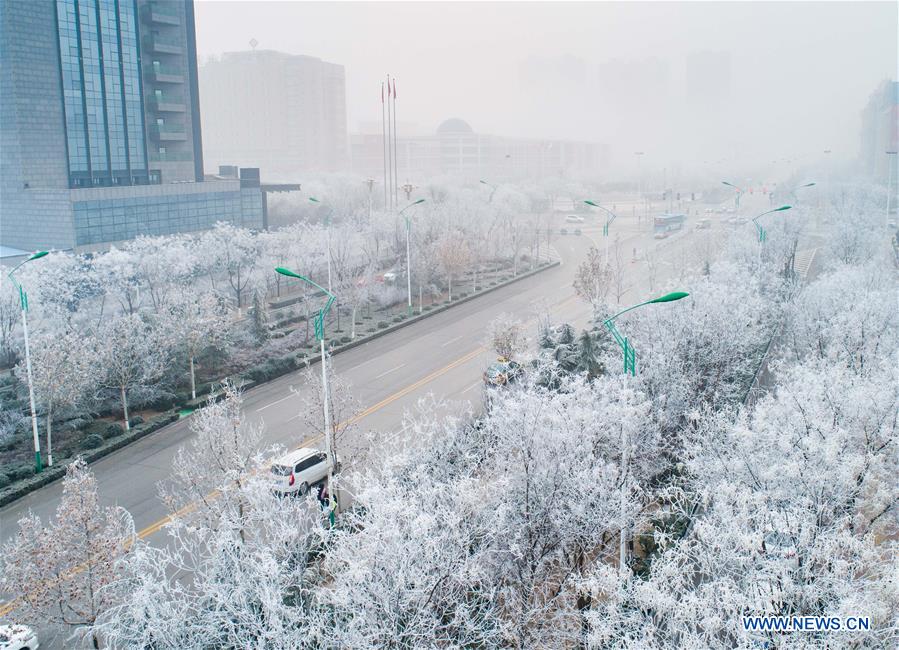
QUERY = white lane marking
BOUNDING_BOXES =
[375,364,406,380]
[256,393,297,411]
[558,283,571,291]
[461,381,481,394]
[349,355,381,371]
[440,335,464,348]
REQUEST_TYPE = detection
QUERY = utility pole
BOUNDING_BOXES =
[365,178,375,220]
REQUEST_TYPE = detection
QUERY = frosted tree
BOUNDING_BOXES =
[198,222,263,311]
[484,312,528,361]
[0,459,136,649]
[294,353,360,474]
[436,234,471,301]
[162,291,232,399]
[0,269,21,367]
[95,313,168,430]
[96,471,327,648]
[158,381,262,536]
[572,246,611,318]
[14,327,94,466]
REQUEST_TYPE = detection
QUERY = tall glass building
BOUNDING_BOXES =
[1,0,264,252]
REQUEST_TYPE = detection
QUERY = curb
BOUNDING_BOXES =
[0,259,560,508]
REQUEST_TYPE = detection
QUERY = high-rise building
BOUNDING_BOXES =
[199,50,348,177]
[1,0,264,252]
[859,80,898,181]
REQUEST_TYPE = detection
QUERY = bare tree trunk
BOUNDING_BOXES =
[448,275,453,301]
[45,407,53,467]
[121,385,130,431]
[351,306,357,339]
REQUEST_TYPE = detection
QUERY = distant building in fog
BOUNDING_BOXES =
[351,118,608,183]
[685,51,732,105]
[859,80,898,181]
[199,50,348,177]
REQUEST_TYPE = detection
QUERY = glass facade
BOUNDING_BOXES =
[55,0,149,188]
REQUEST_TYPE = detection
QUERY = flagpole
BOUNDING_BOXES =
[381,81,388,210]
[391,77,398,209]
[386,75,393,210]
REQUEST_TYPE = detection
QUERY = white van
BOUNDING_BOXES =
[270,447,333,495]
[565,215,585,223]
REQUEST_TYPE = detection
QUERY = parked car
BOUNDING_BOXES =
[654,231,669,239]
[696,218,712,230]
[270,447,336,496]
[560,227,568,235]
[483,357,522,387]
[565,214,585,223]
[0,625,39,650]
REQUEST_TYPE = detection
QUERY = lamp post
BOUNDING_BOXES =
[788,182,816,204]
[722,180,744,211]
[400,198,426,315]
[603,290,689,578]
[274,267,337,512]
[365,178,375,220]
[751,205,791,268]
[479,179,498,204]
[584,200,619,265]
[8,251,49,472]
[886,151,897,226]
[308,197,333,292]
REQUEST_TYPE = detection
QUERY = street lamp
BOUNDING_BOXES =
[399,198,426,315]
[364,178,375,220]
[479,179,498,203]
[751,205,792,244]
[722,180,744,211]
[274,266,338,517]
[886,151,897,226]
[603,290,689,579]
[8,251,49,472]
[308,197,333,292]
[584,200,619,265]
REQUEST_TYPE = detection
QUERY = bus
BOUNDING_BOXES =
[654,213,687,238]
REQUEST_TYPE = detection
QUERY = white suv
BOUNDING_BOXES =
[270,447,333,495]
[565,215,585,223]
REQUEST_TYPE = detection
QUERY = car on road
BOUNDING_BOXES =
[483,357,522,387]
[0,624,39,650]
[654,231,670,239]
[565,214,585,223]
[381,268,400,284]
[270,447,336,496]
[696,218,712,230]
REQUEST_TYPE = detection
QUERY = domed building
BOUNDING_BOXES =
[350,116,607,183]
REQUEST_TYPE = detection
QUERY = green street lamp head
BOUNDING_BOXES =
[275,266,302,279]
[412,198,425,205]
[798,182,816,189]
[647,291,690,304]
[28,251,49,261]
[584,200,599,207]
[308,197,321,204]
[773,205,792,212]
[479,180,489,185]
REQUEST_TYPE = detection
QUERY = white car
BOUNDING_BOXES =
[0,625,39,650]
[270,447,335,495]
[565,215,585,223]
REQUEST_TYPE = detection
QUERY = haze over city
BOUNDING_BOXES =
[195,1,897,169]
[0,1,896,648]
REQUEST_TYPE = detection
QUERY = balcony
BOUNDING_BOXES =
[148,151,193,163]
[150,123,187,141]
[146,63,184,84]
[145,34,182,55]
[144,2,180,25]
[148,93,186,112]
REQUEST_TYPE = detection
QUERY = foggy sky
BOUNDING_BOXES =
[194,1,897,171]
